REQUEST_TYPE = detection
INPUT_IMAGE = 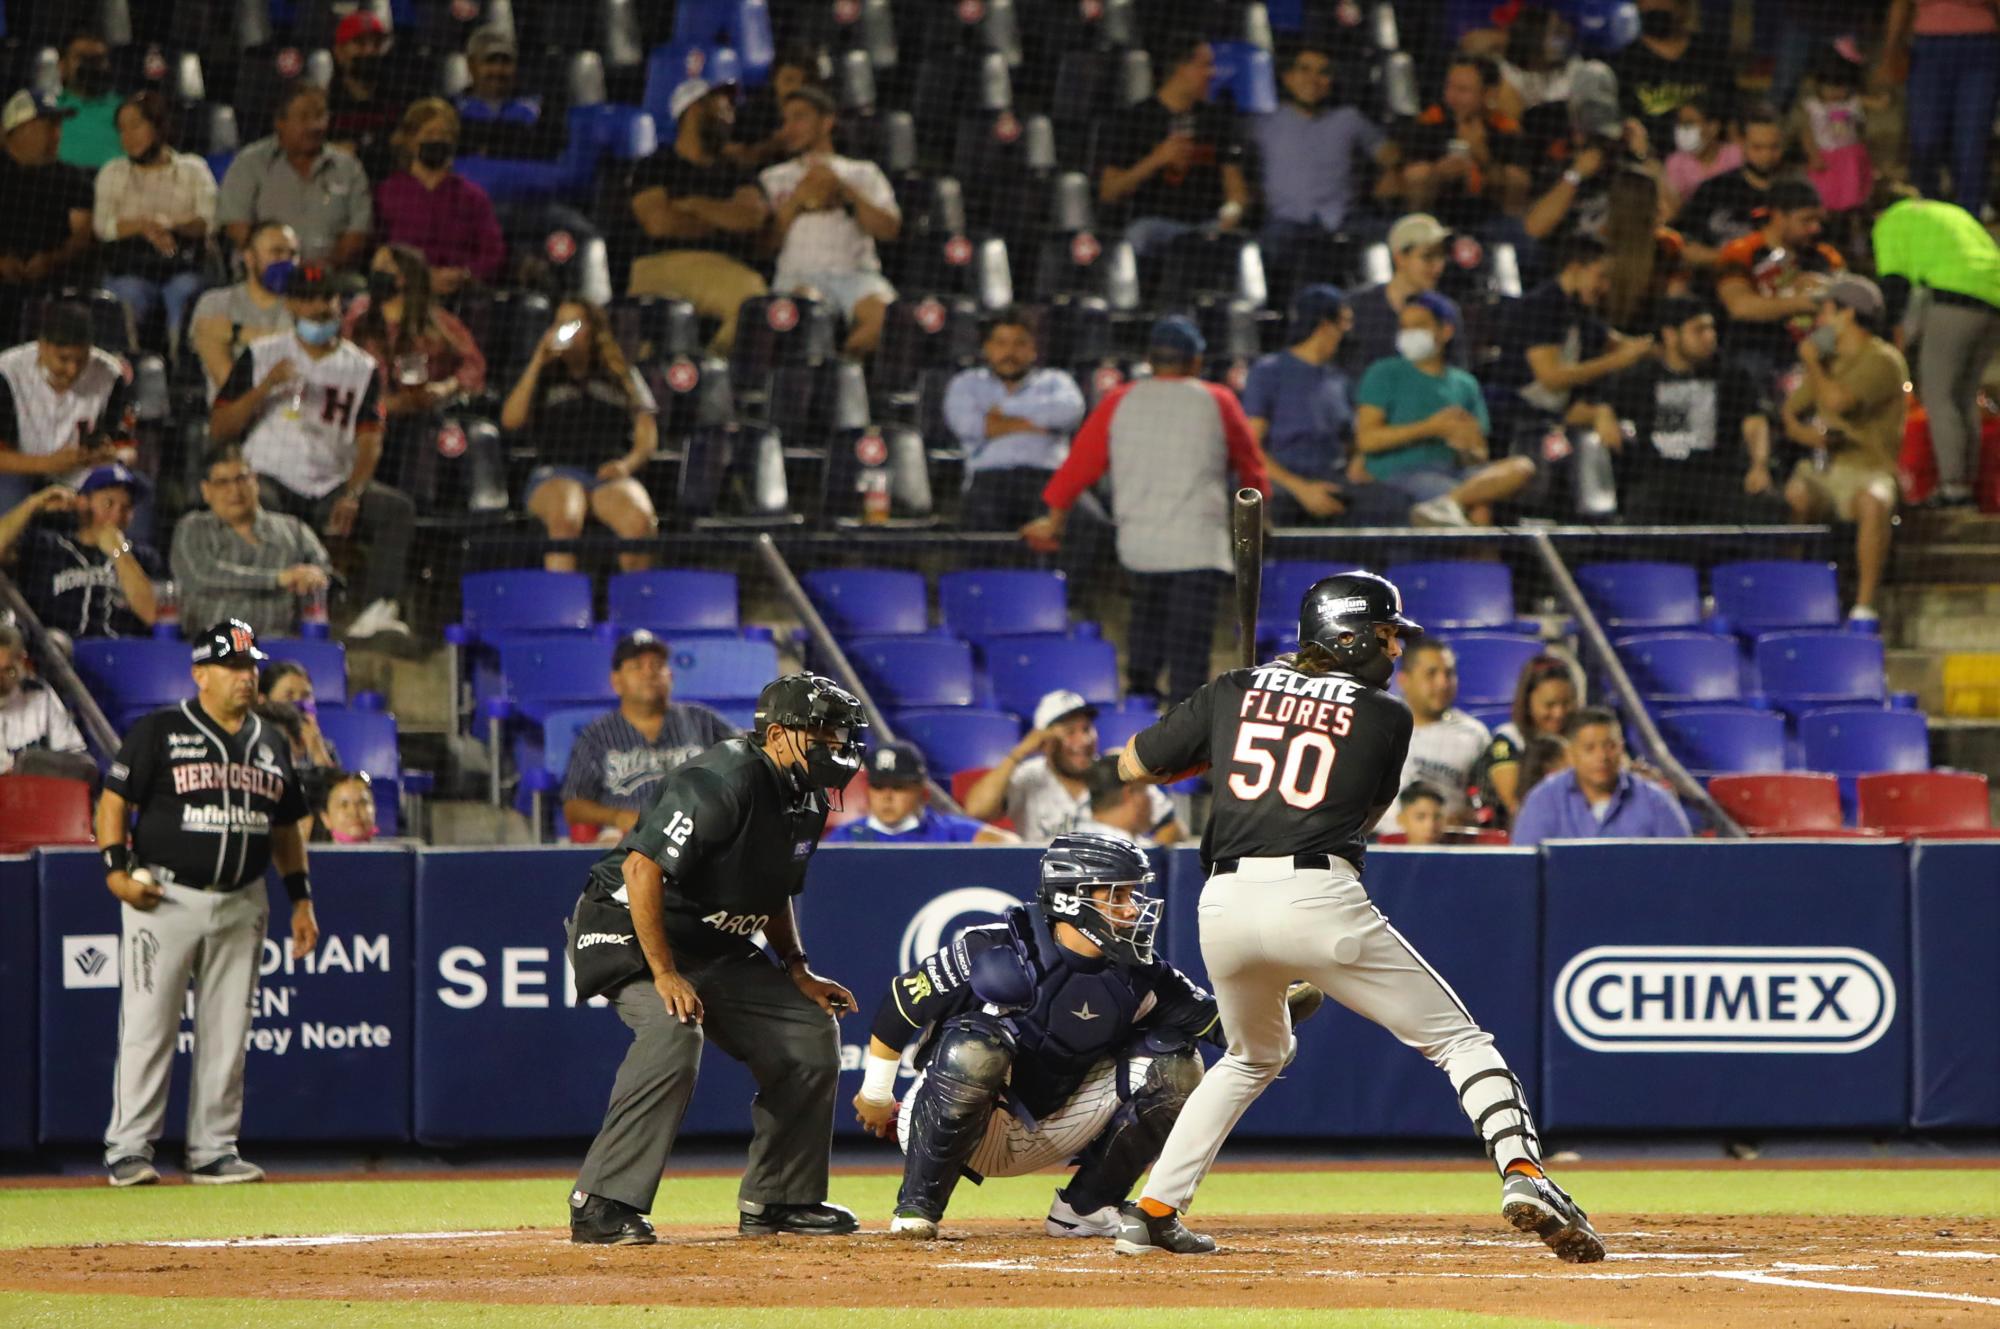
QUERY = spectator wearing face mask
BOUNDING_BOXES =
[1615,0,1735,157]
[317,769,379,845]
[824,743,1015,844]
[1678,103,1787,263]
[342,244,485,496]
[54,25,121,170]
[1662,92,1741,205]
[374,99,505,296]
[1713,177,1842,396]
[190,222,298,397]
[259,660,340,775]
[326,10,403,182]
[1337,213,1468,378]
[94,92,217,355]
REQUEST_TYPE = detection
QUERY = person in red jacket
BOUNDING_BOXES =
[1022,317,1269,703]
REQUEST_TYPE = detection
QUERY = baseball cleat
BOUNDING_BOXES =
[188,1155,264,1185]
[889,1210,939,1240]
[1113,1202,1217,1256]
[738,1201,860,1236]
[569,1192,657,1245]
[1045,1190,1121,1238]
[107,1156,158,1187]
[1501,1167,1606,1263]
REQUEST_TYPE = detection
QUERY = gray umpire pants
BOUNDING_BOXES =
[1145,856,1534,1212]
[103,880,269,1168]
[574,952,841,1215]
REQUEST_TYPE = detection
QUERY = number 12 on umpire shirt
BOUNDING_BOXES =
[1132,661,1413,870]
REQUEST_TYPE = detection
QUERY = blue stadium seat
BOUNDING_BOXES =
[848,638,976,709]
[1754,632,1887,712]
[261,639,347,705]
[1711,561,1841,636]
[1799,707,1930,776]
[938,569,1069,639]
[1616,632,1742,704]
[1386,561,1533,632]
[1657,706,1785,779]
[1436,633,1545,709]
[1093,707,1156,754]
[803,569,929,637]
[314,706,408,836]
[495,638,617,723]
[987,636,1120,718]
[1575,562,1702,631]
[894,708,1022,774]
[668,639,780,704]
[73,640,193,727]
[606,570,740,636]
[456,570,594,642]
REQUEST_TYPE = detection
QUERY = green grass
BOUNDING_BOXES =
[0,1297,1583,1329]
[2,1167,1996,1250]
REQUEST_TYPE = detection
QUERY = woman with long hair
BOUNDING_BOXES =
[344,242,487,418]
[1476,653,1580,821]
[94,90,217,352]
[499,300,660,573]
[1601,168,1686,333]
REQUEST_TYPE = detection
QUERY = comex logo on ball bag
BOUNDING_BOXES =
[1554,945,1896,1054]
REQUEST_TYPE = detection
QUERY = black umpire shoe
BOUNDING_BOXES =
[569,1192,657,1246]
[738,1201,859,1236]
[1113,1202,1218,1256]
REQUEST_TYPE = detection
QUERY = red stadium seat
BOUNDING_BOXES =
[1856,771,1994,838]
[0,775,94,851]
[1708,773,1881,837]
[949,766,1013,832]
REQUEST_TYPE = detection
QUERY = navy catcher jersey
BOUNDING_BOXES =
[1133,660,1413,869]
[870,904,1221,1119]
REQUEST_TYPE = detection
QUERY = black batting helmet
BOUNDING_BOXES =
[1298,571,1423,687]
[1037,832,1161,966]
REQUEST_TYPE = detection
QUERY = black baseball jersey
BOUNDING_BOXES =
[105,700,310,889]
[1133,661,1413,869]
[870,904,1221,1119]
[571,737,828,999]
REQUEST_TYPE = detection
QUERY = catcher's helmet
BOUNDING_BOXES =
[1037,832,1161,966]
[1298,571,1423,687]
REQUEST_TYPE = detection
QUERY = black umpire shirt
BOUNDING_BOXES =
[1133,660,1413,870]
[571,737,828,1000]
[106,700,310,889]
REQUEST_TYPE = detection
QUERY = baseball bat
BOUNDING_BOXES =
[1231,487,1264,670]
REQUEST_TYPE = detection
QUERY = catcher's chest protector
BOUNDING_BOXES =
[1004,908,1145,1072]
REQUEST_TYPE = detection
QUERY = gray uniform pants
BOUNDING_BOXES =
[1917,296,2000,490]
[574,951,841,1215]
[103,880,269,1167]
[1145,857,1535,1211]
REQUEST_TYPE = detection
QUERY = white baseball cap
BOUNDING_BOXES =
[669,77,733,124]
[1033,689,1098,731]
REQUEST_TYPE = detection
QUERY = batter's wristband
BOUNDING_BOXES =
[101,844,133,876]
[282,871,312,903]
[859,1052,900,1103]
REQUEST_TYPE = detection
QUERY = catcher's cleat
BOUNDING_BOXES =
[1045,1189,1121,1238]
[1501,1165,1606,1263]
[889,1209,939,1240]
[1113,1202,1217,1256]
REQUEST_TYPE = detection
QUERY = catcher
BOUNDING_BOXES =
[851,833,1321,1238]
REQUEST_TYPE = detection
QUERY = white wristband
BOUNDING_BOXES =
[859,1052,901,1103]
[1217,201,1244,226]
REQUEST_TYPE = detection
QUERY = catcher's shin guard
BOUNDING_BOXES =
[1064,1040,1204,1214]
[1456,1065,1543,1175]
[896,1015,1014,1221]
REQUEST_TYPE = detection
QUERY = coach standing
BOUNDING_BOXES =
[1022,317,1269,704]
[565,673,866,1245]
[96,619,317,1187]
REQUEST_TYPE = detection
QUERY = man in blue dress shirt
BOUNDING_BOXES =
[1510,707,1692,846]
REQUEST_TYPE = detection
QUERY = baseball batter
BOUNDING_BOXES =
[97,619,319,1187]
[852,833,1323,1238]
[1112,572,1604,1262]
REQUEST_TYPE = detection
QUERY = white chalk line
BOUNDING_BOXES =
[143,1230,510,1249]
[1895,1250,2000,1260]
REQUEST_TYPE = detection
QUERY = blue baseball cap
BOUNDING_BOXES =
[1292,283,1348,330]
[1408,290,1458,329]
[79,463,150,500]
[1147,315,1206,358]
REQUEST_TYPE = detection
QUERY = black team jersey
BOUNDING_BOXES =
[1132,659,1413,869]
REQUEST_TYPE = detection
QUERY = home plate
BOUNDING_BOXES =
[143,1230,511,1249]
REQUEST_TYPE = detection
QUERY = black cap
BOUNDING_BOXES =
[1765,177,1823,214]
[1653,295,1710,332]
[190,619,269,666]
[611,630,669,669]
[279,262,361,298]
[39,301,93,348]
[866,741,927,787]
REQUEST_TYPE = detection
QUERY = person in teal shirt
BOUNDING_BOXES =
[1354,292,1536,526]
[55,26,123,171]
[1872,191,2000,509]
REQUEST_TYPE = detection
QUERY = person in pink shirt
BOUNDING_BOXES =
[1662,93,1741,205]
[373,99,505,295]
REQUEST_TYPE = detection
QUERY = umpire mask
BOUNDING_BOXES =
[1038,833,1163,966]
[755,672,869,795]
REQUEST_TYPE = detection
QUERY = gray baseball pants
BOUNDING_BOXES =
[103,880,269,1168]
[1145,856,1538,1212]
[574,951,841,1215]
